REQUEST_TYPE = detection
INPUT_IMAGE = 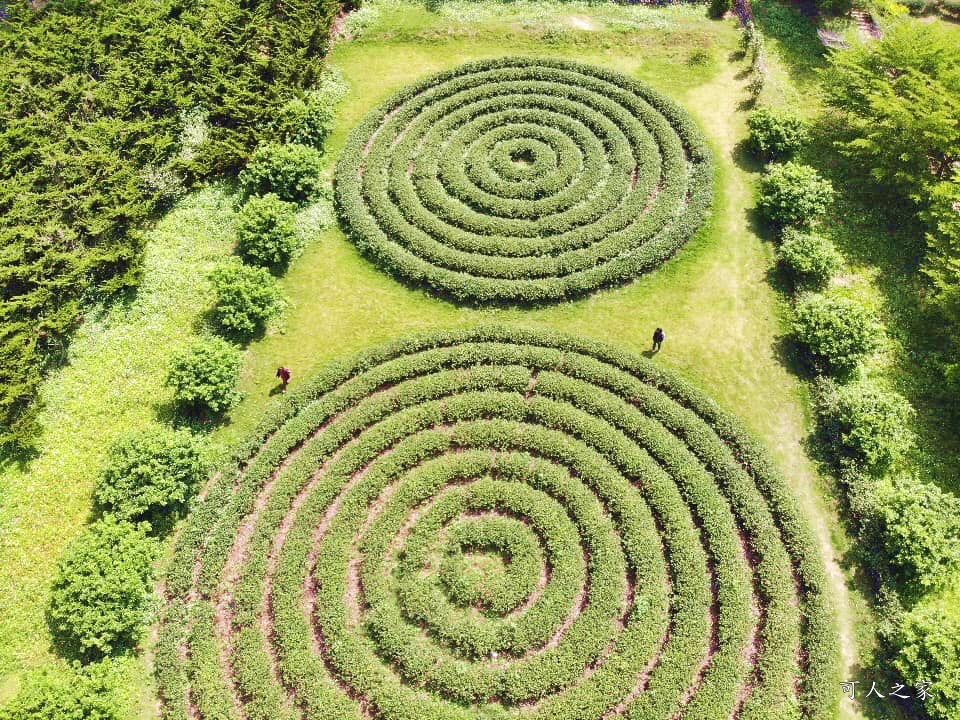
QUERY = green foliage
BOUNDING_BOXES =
[47,519,157,660]
[793,293,883,375]
[892,604,960,720]
[0,0,341,449]
[747,108,808,161]
[0,660,127,720]
[237,143,325,205]
[335,57,714,304]
[94,428,206,530]
[777,228,843,289]
[758,162,836,227]
[235,193,302,270]
[874,474,960,590]
[815,378,915,473]
[166,337,242,416]
[210,260,284,340]
[272,92,335,151]
[158,326,838,720]
[709,0,732,19]
[821,20,960,205]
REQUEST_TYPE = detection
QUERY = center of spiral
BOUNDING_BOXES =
[509,148,537,166]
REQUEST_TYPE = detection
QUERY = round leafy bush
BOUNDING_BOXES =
[777,228,843,288]
[238,143,324,204]
[48,519,158,660]
[793,293,883,374]
[158,326,837,720]
[210,260,284,340]
[758,162,836,227]
[816,378,915,472]
[335,57,713,304]
[273,92,334,151]
[166,337,243,416]
[94,427,206,530]
[0,660,126,720]
[892,604,960,720]
[747,108,808,160]
[709,0,731,19]
[874,474,960,590]
[235,193,301,269]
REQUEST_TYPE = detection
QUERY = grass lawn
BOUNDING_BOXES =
[0,2,872,717]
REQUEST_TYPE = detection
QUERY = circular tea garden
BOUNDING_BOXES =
[334,58,714,303]
[158,326,836,720]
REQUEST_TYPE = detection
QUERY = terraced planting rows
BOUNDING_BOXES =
[335,58,714,303]
[157,326,837,720]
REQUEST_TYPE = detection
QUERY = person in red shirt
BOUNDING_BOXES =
[276,366,292,392]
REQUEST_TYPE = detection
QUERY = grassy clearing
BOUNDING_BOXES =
[0,2,867,716]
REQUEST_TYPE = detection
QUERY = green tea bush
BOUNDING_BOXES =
[778,229,843,288]
[235,194,301,270]
[157,326,837,720]
[238,143,324,204]
[874,474,960,591]
[209,260,284,340]
[48,519,158,660]
[815,378,915,472]
[747,108,809,161]
[892,605,960,720]
[166,337,242,416]
[0,660,127,720]
[94,428,206,530]
[335,57,714,304]
[758,162,836,227]
[793,293,883,374]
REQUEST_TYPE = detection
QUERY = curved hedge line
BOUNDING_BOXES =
[157,326,837,720]
[334,58,714,304]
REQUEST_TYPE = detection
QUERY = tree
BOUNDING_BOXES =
[758,162,836,227]
[235,193,301,270]
[237,143,325,204]
[210,260,284,340]
[747,108,808,161]
[94,428,206,530]
[47,520,157,660]
[821,21,960,206]
[892,604,960,720]
[793,293,883,375]
[778,228,843,288]
[166,337,242,416]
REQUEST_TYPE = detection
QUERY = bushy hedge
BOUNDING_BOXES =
[777,229,843,289]
[157,325,837,720]
[793,293,883,375]
[892,604,960,720]
[0,660,127,720]
[238,143,325,205]
[235,194,301,270]
[48,519,157,660]
[747,108,808,161]
[815,378,914,473]
[335,57,713,304]
[94,427,206,530]
[210,260,284,340]
[758,162,836,227]
[166,337,242,417]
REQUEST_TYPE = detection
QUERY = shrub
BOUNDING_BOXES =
[94,427,206,530]
[873,474,960,590]
[709,0,731,19]
[892,605,960,720]
[758,162,836,227]
[0,660,127,720]
[166,337,243,416]
[816,378,915,472]
[238,143,324,204]
[210,260,284,340]
[235,194,301,270]
[47,519,158,660]
[777,228,843,288]
[334,57,713,304]
[273,92,334,151]
[747,108,808,160]
[793,293,883,374]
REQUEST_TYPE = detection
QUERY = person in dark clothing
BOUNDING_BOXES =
[652,327,665,353]
[276,366,292,392]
